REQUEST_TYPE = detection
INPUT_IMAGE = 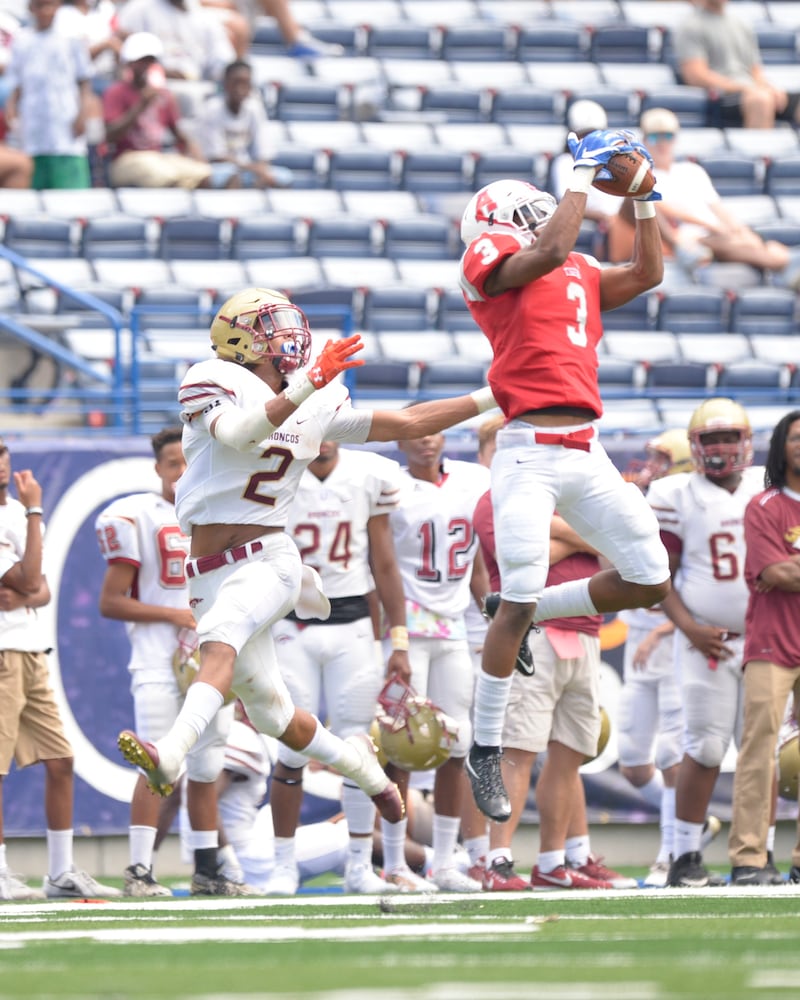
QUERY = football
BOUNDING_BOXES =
[592,149,656,198]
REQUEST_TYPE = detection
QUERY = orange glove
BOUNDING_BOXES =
[306,334,365,389]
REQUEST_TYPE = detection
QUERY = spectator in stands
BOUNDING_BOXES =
[674,0,800,130]
[102,31,212,188]
[238,0,344,59]
[116,0,236,82]
[196,59,292,189]
[550,99,630,263]
[0,142,32,188]
[609,108,793,280]
[3,0,93,190]
[55,0,120,89]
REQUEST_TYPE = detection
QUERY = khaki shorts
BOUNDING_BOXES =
[0,650,73,773]
[109,151,212,189]
[502,628,601,758]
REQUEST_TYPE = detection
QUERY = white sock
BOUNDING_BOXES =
[217,843,244,882]
[129,825,157,869]
[347,836,372,867]
[767,825,776,853]
[472,671,513,746]
[432,813,460,873]
[463,834,489,866]
[302,718,353,769]
[341,783,376,837]
[47,829,73,878]
[537,849,565,874]
[565,835,590,868]
[637,773,664,809]
[487,846,513,867]
[186,828,218,851]
[659,786,676,864]
[0,843,7,870]
[380,817,407,873]
[274,836,296,869]
[163,682,224,759]
[673,819,703,860]
[533,578,598,623]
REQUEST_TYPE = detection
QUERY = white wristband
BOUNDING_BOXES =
[634,200,657,219]
[25,506,43,517]
[470,386,496,414]
[567,166,595,194]
[283,371,316,407]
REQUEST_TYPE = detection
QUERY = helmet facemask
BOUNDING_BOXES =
[212,289,312,370]
[248,301,312,374]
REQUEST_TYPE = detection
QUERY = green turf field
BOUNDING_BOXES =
[2,886,800,999]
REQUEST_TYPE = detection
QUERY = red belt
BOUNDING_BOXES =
[186,540,263,579]
[534,428,594,451]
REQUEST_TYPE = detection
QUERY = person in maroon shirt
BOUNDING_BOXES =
[728,409,800,885]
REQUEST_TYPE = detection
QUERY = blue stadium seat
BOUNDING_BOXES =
[420,85,485,123]
[307,217,381,257]
[597,356,644,390]
[4,217,76,258]
[270,148,328,188]
[80,216,151,259]
[645,361,713,390]
[440,25,516,62]
[352,359,418,397]
[473,151,547,191]
[755,24,799,64]
[382,216,457,260]
[603,293,657,331]
[656,287,731,334]
[361,287,434,331]
[132,288,211,330]
[639,86,710,128]
[293,288,358,334]
[327,148,398,190]
[717,359,789,390]
[764,154,800,198]
[399,151,470,193]
[567,87,639,129]
[589,23,662,63]
[272,81,347,121]
[489,87,565,125]
[417,359,487,395]
[516,23,590,63]
[695,153,765,197]
[365,24,440,59]
[158,218,228,260]
[730,287,797,335]
[56,287,129,329]
[230,215,306,260]
[435,289,477,333]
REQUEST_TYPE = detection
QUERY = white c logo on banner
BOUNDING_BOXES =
[39,457,161,802]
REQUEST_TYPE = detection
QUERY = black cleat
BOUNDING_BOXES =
[731,864,784,886]
[788,865,800,884]
[667,851,725,888]
[466,743,511,822]
[482,593,535,677]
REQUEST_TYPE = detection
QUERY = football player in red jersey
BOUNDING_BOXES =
[458,129,672,823]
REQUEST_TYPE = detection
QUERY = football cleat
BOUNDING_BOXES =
[343,862,399,895]
[429,867,482,893]
[643,860,670,888]
[344,734,405,824]
[467,857,486,885]
[118,730,179,797]
[123,863,172,898]
[482,593,535,676]
[191,871,259,897]
[788,865,800,884]
[466,743,511,822]
[383,866,439,893]
[0,868,45,901]
[530,865,612,890]
[666,851,725,888]
[730,864,784,886]
[483,857,530,892]
[44,868,122,899]
[569,854,638,889]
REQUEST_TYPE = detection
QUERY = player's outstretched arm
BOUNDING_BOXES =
[366,387,496,442]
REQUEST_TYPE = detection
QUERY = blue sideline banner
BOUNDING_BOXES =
[2,435,770,836]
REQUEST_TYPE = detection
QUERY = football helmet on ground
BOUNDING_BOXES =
[688,397,753,478]
[374,674,459,771]
[210,287,311,372]
[460,179,557,247]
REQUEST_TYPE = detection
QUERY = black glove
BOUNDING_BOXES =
[481,592,535,677]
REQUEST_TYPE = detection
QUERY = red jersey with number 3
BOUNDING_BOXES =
[459,231,604,419]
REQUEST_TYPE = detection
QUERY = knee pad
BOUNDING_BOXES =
[685,733,727,769]
[654,730,682,772]
[277,746,309,771]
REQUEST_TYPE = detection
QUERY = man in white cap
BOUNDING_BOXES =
[101,31,212,188]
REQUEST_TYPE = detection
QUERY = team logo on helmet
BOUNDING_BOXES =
[461,179,557,247]
[374,674,459,771]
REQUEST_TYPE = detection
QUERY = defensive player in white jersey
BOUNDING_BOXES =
[179,717,352,893]
[268,441,410,895]
[379,431,491,892]
[115,288,496,824]
[646,399,776,888]
[618,429,696,888]
[96,427,239,896]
